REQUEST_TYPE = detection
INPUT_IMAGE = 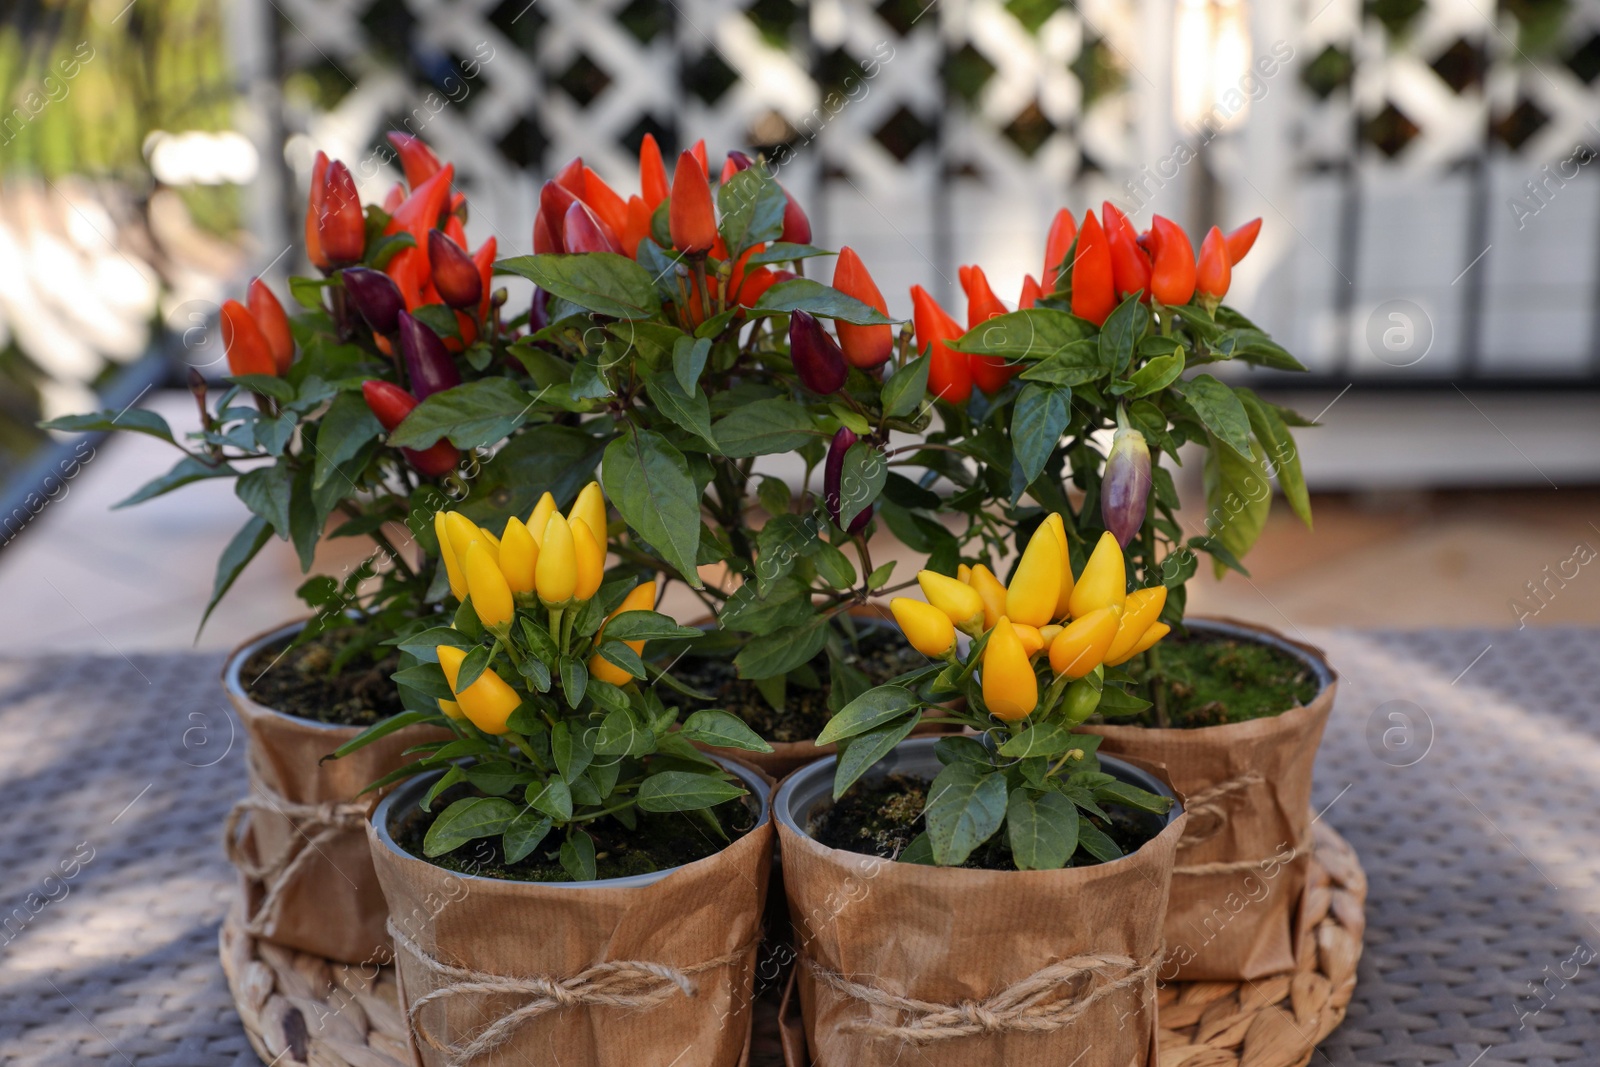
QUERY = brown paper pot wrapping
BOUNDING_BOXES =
[776,737,1186,1067]
[224,620,449,965]
[1080,616,1337,983]
[367,762,775,1067]
[691,605,958,779]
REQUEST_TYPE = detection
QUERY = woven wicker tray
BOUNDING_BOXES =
[220,821,1364,1067]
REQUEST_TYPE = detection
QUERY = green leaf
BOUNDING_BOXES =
[881,353,931,419]
[497,253,661,319]
[743,243,835,266]
[526,776,574,821]
[712,398,816,457]
[503,810,552,864]
[1215,328,1307,372]
[560,831,598,880]
[233,466,292,540]
[1237,387,1312,529]
[948,308,1094,359]
[817,685,919,745]
[734,615,829,679]
[595,707,655,756]
[455,644,494,691]
[551,721,594,784]
[560,655,588,709]
[717,167,788,255]
[392,663,456,701]
[1076,820,1123,863]
[637,770,747,812]
[598,641,647,679]
[462,424,609,524]
[1179,374,1253,458]
[602,426,704,587]
[925,763,1008,866]
[115,455,236,509]
[327,710,436,761]
[389,626,474,660]
[1128,344,1185,398]
[603,610,703,642]
[1018,338,1112,387]
[386,379,537,450]
[753,278,895,325]
[673,335,712,394]
[996,720,1082,758]
[1010,383,1071,488]
[717,579,812,636]
[198,515,272,635]
[832,715,920,798]
[1094,780,1173,815]
[645,369,717,447]
[811,541,856,588]
[1098,293,1147,375]
[837,442,886,529]
[423,797,517,856]
[312,391,383,488]
[1201,435,1272,578]
[679,710,774,752]
[1007,789,1078,871]
[41,407,174,443]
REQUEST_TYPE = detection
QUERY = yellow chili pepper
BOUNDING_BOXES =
[982,617,1037,721]
[590,580,658,686]
[444,511,495,566]
[438,698,466,721]
[1039,623,1064,645]
[1048,606,1121,679]
[967,564,1008,630]
[536,512,578,605]
[434,511,467,601]
[1105,621,1170,667]
[569,482,608,545]
[1043,512,1074,619]
[571,518,605,601]
[498,517,538,595]
[1067,531,1127,618]
[917,569,985,635]
[436,645,521,735]
[1102,586,1167,665]
[527,491,557,546]
[1005,522,1063,628]
[1012,622,1046,656]
[464,541,514,630]
[890,597,955,658]
[956,563,972,584]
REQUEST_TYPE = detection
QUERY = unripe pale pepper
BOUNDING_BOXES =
[1101,425,1152,548]
[982,617,1038,721]
[1006,522,1064,628]
[890,597,955,658]
[1068,532,1128,618]
[436,645,520,735]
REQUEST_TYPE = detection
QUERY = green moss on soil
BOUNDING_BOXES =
[394,784,758,882]
[1118,630,1322,729]
[241,628,404,726]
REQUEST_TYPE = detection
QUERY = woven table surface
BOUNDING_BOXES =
[1,628,1597,1066]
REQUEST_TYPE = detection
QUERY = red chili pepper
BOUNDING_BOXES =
[735,265,782,307]
[721,150,753,182]
[305,151,330,272]
[669,150,717,254]
[246,279,295,375]
[639,134,670,209]
[1018,274,1043,310]
[534,179,578,254]
[687,139,708,177]
[428,230,483,309]
[1043,208,1077,293]
[620,195,652,259]
[384,246,433,315]
[581,166,630,242]
[386,165,455,269]
[397,311,462,399]
[780,187,812,244]
[962,265,1016,395]
[382,182,405,214]
[1070,210,1116,326]
[317,160,366,267]
[1196,225,1231,308]
[385,132,442,189]
[1101,201,1132,241]
[221,300,276,378]
[911,285,970,403]
[563,200,622,254]
[1149,216,1196,306]
[1106,218,1152,301]
[361,379,461,477]
[1224,217,1262,264]
[472,237,496,320]
[831,246,893,370]
[552,156,586,197]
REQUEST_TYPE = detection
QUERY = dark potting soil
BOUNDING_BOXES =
[394,783,758,882]
[811,773,1162,870]
[241,629,405,727]
[1119,630,1322,729]
[676,625,925,744]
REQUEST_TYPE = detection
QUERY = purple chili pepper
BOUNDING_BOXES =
[790,311,847,395]
[397,310,462,400]
[427,230,483,310]
[1101,426,1152,547]
[341,268,406,336]
[529,287,550,333]
[724,150,754,174]
[824,426,874,534]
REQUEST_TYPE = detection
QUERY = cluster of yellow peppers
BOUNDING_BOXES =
[890,521,1170,722]
[427,482,657,734]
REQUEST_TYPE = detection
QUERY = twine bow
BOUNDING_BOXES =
[388,919,758,1066]
[223,779,370,939]
[803,947,1163,1044]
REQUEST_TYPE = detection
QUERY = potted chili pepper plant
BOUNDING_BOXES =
[775,524,1185,1066]
[916,206,1337,981]
[336,486,774,1066]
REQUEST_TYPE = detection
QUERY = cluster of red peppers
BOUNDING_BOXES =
[220,279,294,379]
[914,206,1262,403]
